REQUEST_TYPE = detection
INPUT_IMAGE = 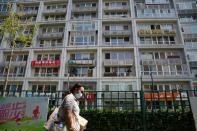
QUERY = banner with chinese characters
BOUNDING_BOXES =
[0,97,49,131]
[31,60,60,67]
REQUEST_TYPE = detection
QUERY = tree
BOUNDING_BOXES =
[0,3,37,95]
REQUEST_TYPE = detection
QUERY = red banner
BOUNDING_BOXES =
[31,60,60,67]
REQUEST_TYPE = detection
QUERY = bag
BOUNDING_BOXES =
[44,107,60,130]
[78,115,88,129]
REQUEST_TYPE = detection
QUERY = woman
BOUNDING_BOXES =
[61,83,85,131]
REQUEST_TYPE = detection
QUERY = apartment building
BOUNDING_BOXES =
[174,0,197,90]
[0,0,195,109]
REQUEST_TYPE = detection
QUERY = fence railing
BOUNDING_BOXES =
[0,89,196,112]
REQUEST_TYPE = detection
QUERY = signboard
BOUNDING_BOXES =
[145,92,187,101]
[31,60,60,67]
[0,97,49,130]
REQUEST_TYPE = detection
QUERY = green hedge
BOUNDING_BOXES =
[80,110,196,131]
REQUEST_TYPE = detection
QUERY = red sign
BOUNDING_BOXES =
[31,60,60,67]
[145,92,183,101]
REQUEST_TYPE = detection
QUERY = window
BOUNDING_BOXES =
[105,26,109,30]
[105,3,109,6]
[155,52,159,59]
[123,25,128,30]
[105,67,110,72]
[151,25,155,30]
[140,37,145,44]
[105,53,110,59]
[157,65,163,75]
[124,37,129,42]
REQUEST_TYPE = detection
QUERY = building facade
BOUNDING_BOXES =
[0,0,195,101]
[174,0,197,91]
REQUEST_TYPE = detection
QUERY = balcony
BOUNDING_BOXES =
[69,42,96,46]
[104,72,132,77]
[136,9,176,18]
[185,42,197,49]
[18,10,38,15]
[72,6,97,12]
[0,73,25,77]
[104,59,133,66]
[37,42,63,48]
[103,14,130,19]
[183,34,197,39]
[71,15,97,20]
[103,5,129,11]
[103,42,130,46]
[43,8,67,14]
[34,73,58,77]
[103,30,130,36]
[190,62,197,68]
[42,17,66,22]
[180,18,197,23]
[141,59,183,65]
[68,59,96,66]
[141,70,190,78]
[38,32,64,39]
[138,29,176,37]
[4,61,27,67]
[177,9,197,15]
[69,72,93,77]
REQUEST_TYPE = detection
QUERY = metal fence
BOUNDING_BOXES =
[0,89,196,112]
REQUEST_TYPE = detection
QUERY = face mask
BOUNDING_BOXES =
[74,92,82,99]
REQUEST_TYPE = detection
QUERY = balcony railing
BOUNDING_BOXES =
[43,8,67,14]
[18,10,38,15]
[185,42,197,49]
[136,12,176,18]
[138,29,176,37]
[141,71,190,77]
[38,32,64,39]
[69,73,93,77]
[71,15,97,20]
[4,61,27,66]
[103,5,129,10]
[68,59,96,66]
[141,59,183,65]
[180,18,197,23]
[42,17,66,22]
[104,72,132,77]
[183,34,197,39]
[189,62,197,68]
[69,42,96,46]
[0,73,25,77]
[37,43,63,48]
[140,40,176,45]
[103,42,130,46]
[72,7,97,12]
[103,14,130,19]
[103,30,130,36]
[104,59,133,66]
[34,73,59,77]
[177,9,197,14]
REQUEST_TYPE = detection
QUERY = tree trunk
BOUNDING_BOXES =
[4,41,15,96]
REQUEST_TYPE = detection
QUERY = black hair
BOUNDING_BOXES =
[70,83,83,93]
